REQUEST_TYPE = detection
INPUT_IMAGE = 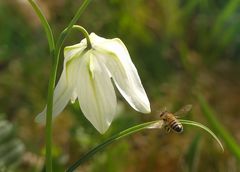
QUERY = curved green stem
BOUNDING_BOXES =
[197,93,240,160]
[66,120,159,172]
[27,0,55,53]
[72,25,92,49]
[56,0,92,52]
[179,119,224,151]
[66,117,223,171]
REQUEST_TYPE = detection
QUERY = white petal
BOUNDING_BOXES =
[76,52,117,134]
[64,41,87,61]
[35,45,86,123]
[89,33,108,45]
[35,68,73,123]
[92,37,151,113]
[65,42,89,101]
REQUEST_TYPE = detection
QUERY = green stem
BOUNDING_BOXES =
[179,119,224,151]
[27,0,55,53]
[45,51,56,172]
[46,2,91,171]
[45,3,91,171]
[66,117,224,171]
[29,1,92,171]
[27,1,55,171]
[56,0,92,54]
[71,25,92,49]
[66,121,159,172]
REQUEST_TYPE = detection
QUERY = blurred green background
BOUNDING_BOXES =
[0,0,240,171]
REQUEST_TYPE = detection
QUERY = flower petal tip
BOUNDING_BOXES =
[97,128,108,135]
[136,101,151,114]
[145,109,152,114]
[93,121,111,134]
[142,107,151,114]
[34,112,45,124]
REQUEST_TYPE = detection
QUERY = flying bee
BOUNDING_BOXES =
[159,104,192,133]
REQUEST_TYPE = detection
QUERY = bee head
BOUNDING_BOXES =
[159,111,169,118]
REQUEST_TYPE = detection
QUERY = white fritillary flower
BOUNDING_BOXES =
[36,33,151,134]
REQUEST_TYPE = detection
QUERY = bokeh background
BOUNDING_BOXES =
[1,0,240,171]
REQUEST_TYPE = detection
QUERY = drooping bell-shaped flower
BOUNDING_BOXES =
[36,33,151,134]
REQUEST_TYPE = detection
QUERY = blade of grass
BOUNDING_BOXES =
[184,134,201,172]
[66,120,159,172]
[27,0,55,53]
[197,93,240,160]
[67,117,223,171]
[179,119,224,151]
[212,0,240,37]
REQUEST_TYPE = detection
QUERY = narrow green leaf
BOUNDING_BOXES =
[212,0,240,36]
[184,134,201,172]
[66,120,159,172]
[27,0,55,53]
[197,93,240,161]
[179,119,224,151]
[67,109,224,171]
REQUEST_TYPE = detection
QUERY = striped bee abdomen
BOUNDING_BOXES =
[169,120,183,133]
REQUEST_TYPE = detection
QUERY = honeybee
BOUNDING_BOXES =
[159,104,192,133]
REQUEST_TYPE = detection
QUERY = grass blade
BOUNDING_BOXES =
[66,120,159,172]
[179,119,224,151]
[197,93,240,160]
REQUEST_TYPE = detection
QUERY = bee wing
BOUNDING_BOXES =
[174,104,192,117]
[157,107,167,113]
[156,107,167,118]
[147,120,164,129]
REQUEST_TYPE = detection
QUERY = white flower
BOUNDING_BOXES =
[36,33,151,134]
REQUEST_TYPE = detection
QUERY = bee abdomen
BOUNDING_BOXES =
[170,121,183,133]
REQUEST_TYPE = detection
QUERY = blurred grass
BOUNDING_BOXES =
[212,0,240,36]
[183,134,201,172]
[197,93,240,160]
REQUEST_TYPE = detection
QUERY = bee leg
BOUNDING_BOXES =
[164,125,171,133]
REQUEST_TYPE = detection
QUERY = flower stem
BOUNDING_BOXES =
[45,0,91,169]
[28,0,92,172]
[45,51,55,172]
[27,1,55,172]
[45,0,91,170]
[56,0,92,53]
[27,0,55,53]
[72,25,92,49]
